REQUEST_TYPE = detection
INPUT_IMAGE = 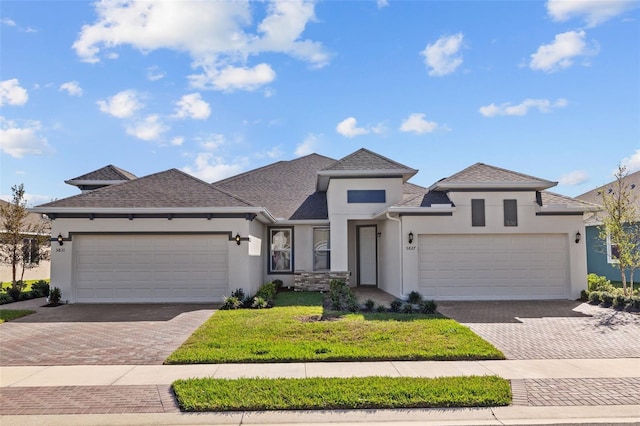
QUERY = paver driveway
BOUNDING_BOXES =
[437,300,640,359]
[0,298,217,365]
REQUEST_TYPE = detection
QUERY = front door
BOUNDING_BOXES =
[357,225,377,286]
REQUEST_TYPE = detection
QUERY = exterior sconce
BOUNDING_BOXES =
[235,233,242,245]
[57,234,64,246]
[575,232,581,244]
[408,231,414,244]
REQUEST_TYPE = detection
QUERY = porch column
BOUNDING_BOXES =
[330,216,349,271]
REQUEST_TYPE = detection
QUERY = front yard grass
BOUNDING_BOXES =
[0,309,34,323]
[166,291,504,364]
[173,375,511,411]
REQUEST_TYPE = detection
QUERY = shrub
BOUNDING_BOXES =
[419,299,438,314]
[48,287,62,305]
[363,299,375,312]
[328,279,357,311]
[256,282,277,304]
[579,289,589,302]
[599,292,614,308]
[347,298,360,313]
[401,303,414,314]
[7,287,22,302]
[588,291,601,305]
[407,291,422,305]
[272,279,283,291]
[221,296,242,310]
[626,297,640,312]
[587,274,613,292]
[0,293,12,304]
[389,299,402,313]
[251,296,269,309]
[375,304,388,313]
[613,295,628,310]
[31,280,50,297]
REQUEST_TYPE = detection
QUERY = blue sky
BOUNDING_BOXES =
[1,0,639,206]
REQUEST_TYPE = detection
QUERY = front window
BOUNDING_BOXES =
[313,227,330,271]
[503,199,518,226]
[471,199,485,227]
[269,228,293,273]
[22,238,40,265]
[606,234,620,264]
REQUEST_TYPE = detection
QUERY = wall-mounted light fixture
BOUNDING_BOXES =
[408,231,414,244]
[575,231,581,244]
[57,234,64,246]
[235,233,242,245]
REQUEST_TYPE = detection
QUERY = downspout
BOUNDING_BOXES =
[386,212,404,297]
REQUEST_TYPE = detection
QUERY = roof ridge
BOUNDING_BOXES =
[443,162,555,184]
[322,147,415,171]
[107,164,137,180]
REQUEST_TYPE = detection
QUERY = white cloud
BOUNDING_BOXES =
[190,64,276,92]
[1,18,16,26]
[173,93,211,120]
[295,133,320,156]
[420,33,464,77]
[529,30,598,73]
[0,79,29,106]
[0,117,52,158]
[559,170,589,185]
[182,153,246,182]
[59,81,83,97]
[171,136,185,146]
[377,0,389,8]
[73,1,328,92]
[97,90,143,118]
[546,0,638,27]
[621,149,640,173]
[399,113,439,134]
[336,117,369,138]
[146,66,165,81]
[126,115,169,141]
[198,133,225,151]
[479,98,568,117]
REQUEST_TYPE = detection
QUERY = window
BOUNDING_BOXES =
[269,228,293,273]
[22,238,40,265]
[471,199,485,227]
[313,227,330,271]
[347,190,386,203]
[503,199,518,226]
[606,234,620,264]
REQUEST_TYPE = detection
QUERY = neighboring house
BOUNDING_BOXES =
[33,148,595,303]
[576,170,640,282]
[0,199,51,283]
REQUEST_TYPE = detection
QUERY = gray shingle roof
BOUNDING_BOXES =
[0,199,50,230]
[394,191,452,208]
[575,170,640,206]
[38,169,253,209]
[213,154,337,220]
[540,191,599,210]
[67,165,137,182]
[323,148,417,172]
[432,163,556,190]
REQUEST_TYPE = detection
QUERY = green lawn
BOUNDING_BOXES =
[166,291,504,364]
[0,309,34,323]
[173,376,511,411]
[1,279,49,293]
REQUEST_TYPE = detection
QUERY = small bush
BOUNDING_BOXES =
[328,279,357,312]
[613,295,628,310]
[375,304,388,313]
[231,288,246,300]
[401,303,414,314]
[48,287,62,305]
[31,280,50,297]
[221,296,242,310]
[407,291,422,305]
[0,293,12,305]
[272,279,283,291]
[256,282,277,304]
[7,287,21,302]
[579,289,589,302]
[587,274,613,292]
[626,297,640,312]
[251,296,269,309]
[419,299,438,314]
[588,291,601,305]
[363,299,375,312]
[599,292,614,308]
[389,299,402,313]
[347,298,360,313]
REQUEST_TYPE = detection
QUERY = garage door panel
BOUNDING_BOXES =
[74,235,229,303]
[418,234,569,300]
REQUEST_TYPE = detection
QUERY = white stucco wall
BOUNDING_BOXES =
[0,258,50,283]
[49,217,259,303]
[400,191,587,300]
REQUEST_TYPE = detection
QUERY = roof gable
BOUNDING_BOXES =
[576,170,640,206]
[66,165,137,182]
[431,163,557,191]
[38,169,254,209]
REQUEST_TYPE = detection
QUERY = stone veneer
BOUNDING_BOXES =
[294,271,350,292]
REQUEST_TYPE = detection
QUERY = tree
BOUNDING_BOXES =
[598,165,639,296]
[0,184,51,294]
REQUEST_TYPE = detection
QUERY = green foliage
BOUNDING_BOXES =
[31,280,50,297]
[401,303,414,314]
[173,375,512,411]
[221,296,242,310]
[613,294,628,310]
[375,304,388,313]
[0,293,13,305]
[7,286,22,302]
[389,299,402,313]
[166,291,504,364]
[256,282,277,304]
[48,287,62,305]
[0,309,35,323]
[328,279,358,311]
[588,291,601,305]
[599,292,614,307]
[363,299,375,312]
[419,299,438,314]
[251,296,269,309]
[587,274,613,292]
[407,291,422,304]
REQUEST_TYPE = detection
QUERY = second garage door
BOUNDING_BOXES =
[418,234,569,300]
[74,234,228,303]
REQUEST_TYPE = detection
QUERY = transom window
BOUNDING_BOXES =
[269,228,293,273]
[313,227,330,271]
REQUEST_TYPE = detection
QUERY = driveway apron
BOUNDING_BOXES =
[0,300,217,365]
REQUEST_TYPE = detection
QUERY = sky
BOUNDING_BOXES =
[1,0,639,207]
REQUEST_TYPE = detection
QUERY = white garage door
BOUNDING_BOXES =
[74,235,228,303]
[418,234,569,300]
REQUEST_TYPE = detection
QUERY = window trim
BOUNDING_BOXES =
[471,199,485,227]
[268,227,294,274]
[347,189,386,203]
[22,238,40,265]
[503,199,518,227]
[312,227,331,271]
[606,234,620,264]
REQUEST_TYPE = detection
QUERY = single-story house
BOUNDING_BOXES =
[576,170,640,282]
[0,199,51,283]
[33,148,596,303]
